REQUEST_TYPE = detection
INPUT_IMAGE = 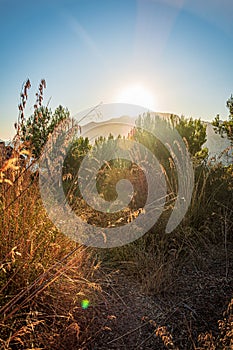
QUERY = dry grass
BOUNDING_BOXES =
[0,80,103,350]
[1,79,233,349]
[0,152,103,349]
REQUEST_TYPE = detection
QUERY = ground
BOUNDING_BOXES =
[68,243,233,350]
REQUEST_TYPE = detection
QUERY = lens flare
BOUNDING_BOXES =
[81,299,90,309]
[39,103,194,248]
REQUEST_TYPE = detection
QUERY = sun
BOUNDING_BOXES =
[115,84,156,110]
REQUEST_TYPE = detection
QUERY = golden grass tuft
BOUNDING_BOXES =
[0,80,102,349]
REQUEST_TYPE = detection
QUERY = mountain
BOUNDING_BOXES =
[80,112,174,140]
[80,115,136,141]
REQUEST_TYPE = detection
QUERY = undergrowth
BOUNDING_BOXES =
[0,79,232,349]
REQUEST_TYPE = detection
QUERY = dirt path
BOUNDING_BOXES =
[83,245,233,349]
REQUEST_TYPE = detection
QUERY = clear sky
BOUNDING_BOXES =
[1,0,233,140]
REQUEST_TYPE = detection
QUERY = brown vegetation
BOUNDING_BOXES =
[0,80,232,349]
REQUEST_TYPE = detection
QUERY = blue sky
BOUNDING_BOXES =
[1,0,233,139]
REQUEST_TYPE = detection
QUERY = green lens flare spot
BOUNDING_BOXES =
[81,299,90,309]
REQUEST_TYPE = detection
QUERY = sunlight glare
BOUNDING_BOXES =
[115,84,156,110]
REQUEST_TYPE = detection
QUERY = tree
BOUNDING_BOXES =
[175,116,207,158]
[17,79,71,159]
[21,105,69,159]
[62,136,91,198]
[134,113,207,160]
[63,136,91,179]
[213,95,233,145]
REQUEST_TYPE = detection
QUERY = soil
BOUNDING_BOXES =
[77,243,233,350]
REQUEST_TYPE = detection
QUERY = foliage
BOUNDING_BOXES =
[21,105,70,158]
[0,80,101,350]
[62,136,91,198]
[134,112,207,160]
[16,79,71,159]
[175,115,207,158]
[213,94,233,145]
[1,79,233,349]
[63,136,91,176]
